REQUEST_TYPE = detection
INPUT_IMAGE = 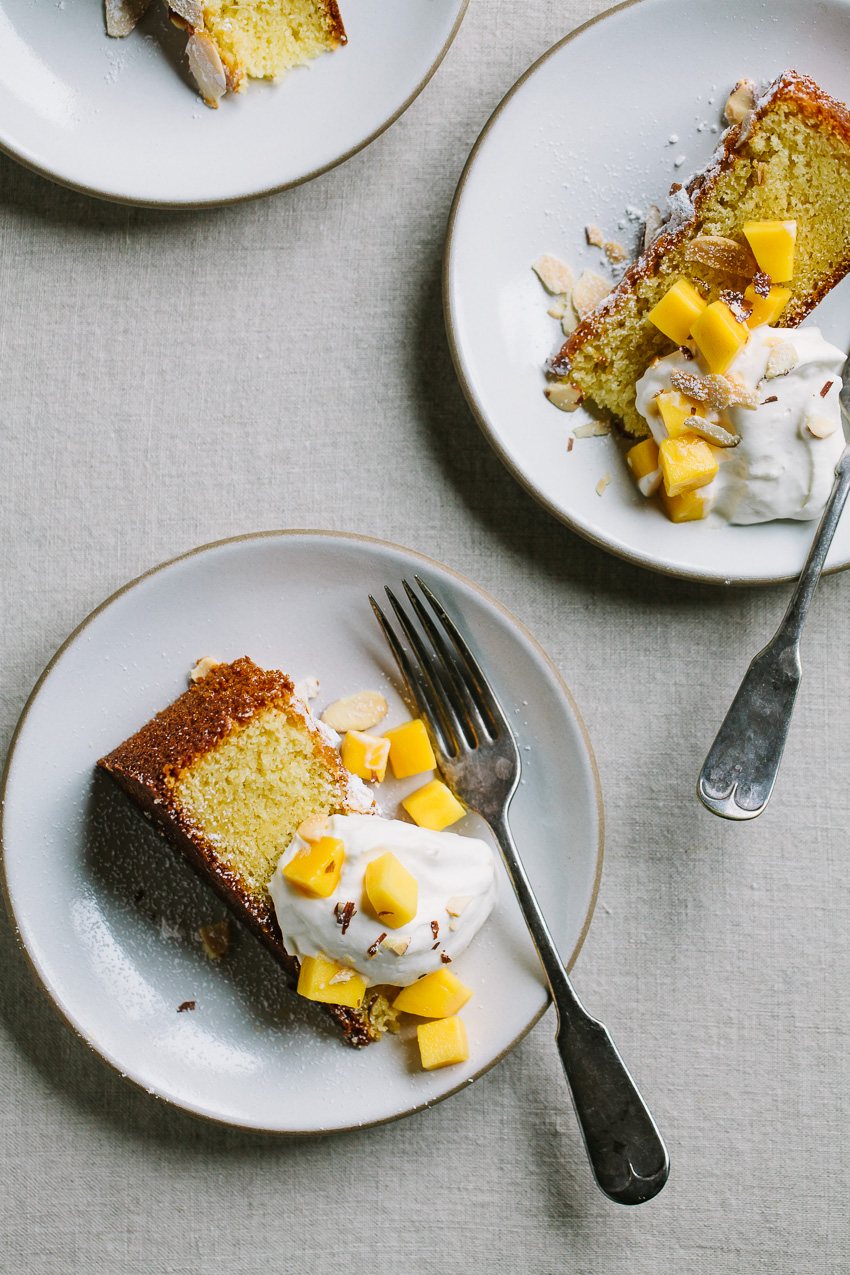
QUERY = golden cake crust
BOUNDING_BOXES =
[550,70,850,435]
[98,657,378,1047]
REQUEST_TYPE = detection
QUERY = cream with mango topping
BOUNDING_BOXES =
[269,813,496,986]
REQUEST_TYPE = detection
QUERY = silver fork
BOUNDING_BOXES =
[371,577,669,1206]
[698,363,850,820]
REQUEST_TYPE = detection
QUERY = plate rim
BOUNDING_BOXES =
[442,0,850,588]
[0,0,469,210]
[0,528,604,1134]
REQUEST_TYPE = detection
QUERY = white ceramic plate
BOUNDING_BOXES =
[0,0,467,207]
[0,532,603,1133]
[445,0,850,585]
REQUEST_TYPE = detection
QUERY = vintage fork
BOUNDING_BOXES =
[371,577,669,1206]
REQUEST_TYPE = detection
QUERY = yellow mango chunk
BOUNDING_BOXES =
[647,277,707,344]
[364,851,418,928]
[626,437,659,482]
[296,954,365,1009]
[383,719,436,779]
[341,730,390,783]
[417,1016,470,1070]
[282,836,345,899]
[744,283,793,328]
[690,300,749,374]
[402,778,465,831]
[659,433,718,497]
[742,219,796,282]
[655,389,705,438]
[393,968,473,1017]
[660,486,713,523]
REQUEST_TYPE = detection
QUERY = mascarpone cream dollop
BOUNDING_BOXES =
[268,814,497,986]
[635,325,845,524]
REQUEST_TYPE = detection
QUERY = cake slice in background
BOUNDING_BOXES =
[549,71,850,436]
[97,657,395,1048]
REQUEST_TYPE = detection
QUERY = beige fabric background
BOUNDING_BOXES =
[1,0,849,1270]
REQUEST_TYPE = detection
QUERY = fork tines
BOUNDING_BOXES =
[369,577,504,759]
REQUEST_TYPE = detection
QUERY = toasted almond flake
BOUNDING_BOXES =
[670,369,710,403]
[381,935,410,956]
[723,374,760,409]
[764,342,798,379]
[561,300,579,336]
[199,921,231,960]
[585,224,605,247]
[105,0,152,36]
[719,289,753,325]
[573,421,610,438]
[685,235,755,277]
[169,0,203,23]
[449,919,460,932]
[761,395,778,405]
[297,814,330,843]
[752,269,772,298]
[545,382,583,412]
[187,31,227,108]
[643,205,663,250]
[725,78,757,125]
[820,381,834,398]
[190,655,220,682]
[547,297,568,319]
[805,413,838,438]
[637,469,662,497]
[670,369,758,410]
[683,417,740,447]
[293,675,320,701]
[532,255,575,295]
[328,967,357,985]
[572,270,610,318]
[596,473,611,496]
[604,240,628,263]
[322,690,388,732]
[447,896,473,917]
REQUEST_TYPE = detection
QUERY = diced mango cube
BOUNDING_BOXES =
[659,433,718,497]
[393,968,473,1017]
[655,390,705,438]
[743,283,793,328]
[383,719,436,779]
[282,836,345,898]
[341,730,390,783]
[296,954,366,1009]
[402,779,465,831]
[742,219,796,282]
[660,485,714,523]
[690,300,749,374]
[417,1016,470,1070]
[647,277,707,344]
[364,851,418,928]
[626,437,659,482]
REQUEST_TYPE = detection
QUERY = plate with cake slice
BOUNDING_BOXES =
[445,0,850,584]
[0,531,603,1132]
[0,0,467,206]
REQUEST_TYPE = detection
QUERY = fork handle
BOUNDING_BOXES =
[490,815,669,1205]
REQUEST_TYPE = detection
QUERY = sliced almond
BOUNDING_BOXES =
[764,342,798,379]
[105,0,152,37]
[571,270,610,318]
[532,255,575,295]
[685,235,755,277]
[328,967,357,985]
[585,224,605,248]
[643,205,663,251]
[381,935,410,956]
[683,417,740,447]
[547,297,568,320]
[186,31,227,108]
[321,690,388,733]
[199,921,231,960]
[545,382,583,412]
[604,240,628,264]
[596,473,611,496]
[573,420,610,438]
[297,814,330,843]
[561,299,579,336]
[190,655,220,682]
[446,896,473,917]
[805,413,838,439]
[169,0,203,24]
[725,78,757,125]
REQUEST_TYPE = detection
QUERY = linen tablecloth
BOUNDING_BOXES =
[1,1,848,1269]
